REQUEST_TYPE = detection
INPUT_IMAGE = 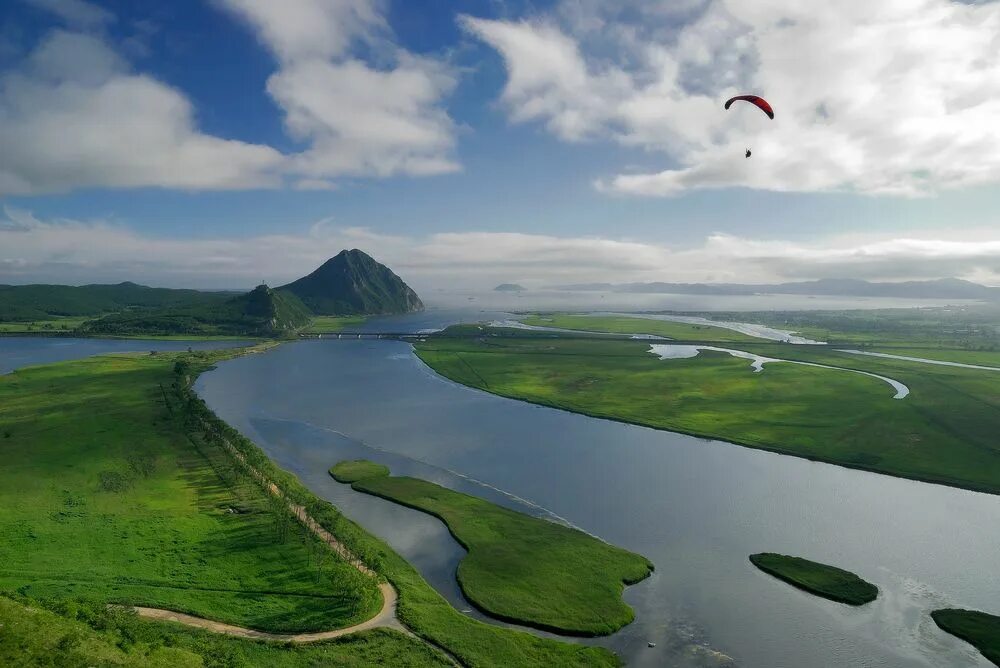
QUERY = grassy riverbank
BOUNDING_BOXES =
[415,330,1000,495]
[331,460,653,636]
[749,554,877,605]
[0,349,382,633]
[931,609,1000,665]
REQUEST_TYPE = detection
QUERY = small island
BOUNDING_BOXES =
[931,609,1000,666]
[749,553,878,605]
[330,460,653,636]
[494,283,526,292]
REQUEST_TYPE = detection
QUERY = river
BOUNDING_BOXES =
[195,334,998,668]
[4,325,997,667]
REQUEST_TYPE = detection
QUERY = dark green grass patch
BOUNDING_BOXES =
[0,352,380,634]
[331,460,390,483]
[931,609,1000,666]
[749,553,877,605]
[331,461,653,636]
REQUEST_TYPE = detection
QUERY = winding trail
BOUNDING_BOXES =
[131,426,459,665]
[133,581,401,642]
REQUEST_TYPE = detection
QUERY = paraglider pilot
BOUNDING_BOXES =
[745,149,751,159]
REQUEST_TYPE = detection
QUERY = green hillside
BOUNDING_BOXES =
[281,249,423,316]
[79,285,311,337]
[0,282,230,321]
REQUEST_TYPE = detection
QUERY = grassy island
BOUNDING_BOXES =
[931,609,1000,666]
[330,460,654,636]
[749,553,878,605]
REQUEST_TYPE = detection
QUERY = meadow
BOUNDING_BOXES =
[415,330,1000,495]
[0,351,382,634]
[331,460,653,636]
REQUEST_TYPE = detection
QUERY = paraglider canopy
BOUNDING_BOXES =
[724,95,774,119]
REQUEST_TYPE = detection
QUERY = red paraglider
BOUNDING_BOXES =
[724,95,774,119]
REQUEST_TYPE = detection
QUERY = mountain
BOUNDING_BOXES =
[79,284,311,337]
[280,249,423,315]
[556,278,1000,300]
[494,284,526,292]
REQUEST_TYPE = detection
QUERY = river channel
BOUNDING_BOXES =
[194,327,999,668]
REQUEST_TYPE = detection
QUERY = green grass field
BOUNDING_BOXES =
[749,553,878,605]
[0,351,382,634]
[415,333,1000,495]
[304,315,368,333]
[522,313,766,342]
[931,609,1000,666]
[0,317,91,333]
[0,594,451,668]
[331,460,653,636]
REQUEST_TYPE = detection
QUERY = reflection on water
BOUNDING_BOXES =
[197,338,997,668]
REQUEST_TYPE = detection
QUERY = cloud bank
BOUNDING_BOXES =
[463,0,1000,196]
[0,0,458,195]
[4,207,1000,290]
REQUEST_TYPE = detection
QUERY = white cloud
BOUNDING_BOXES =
[0,31,285,195]
[218,0,385,62]
[220,0,460,184]
[4,207,1000,290]
[463,0,1000,197]
[0,0,459,196]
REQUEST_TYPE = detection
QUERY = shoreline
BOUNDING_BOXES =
[410,344,1000,498]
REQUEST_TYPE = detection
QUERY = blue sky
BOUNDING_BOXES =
[3,0,1000,290]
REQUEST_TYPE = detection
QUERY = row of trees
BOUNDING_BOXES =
[171,355,389,579]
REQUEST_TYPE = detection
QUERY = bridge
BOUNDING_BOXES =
[298,332,430,341]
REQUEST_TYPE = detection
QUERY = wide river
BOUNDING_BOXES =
[191,314,1000,668]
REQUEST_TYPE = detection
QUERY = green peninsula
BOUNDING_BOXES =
[331,460,654,636]
[931,609,1000,666]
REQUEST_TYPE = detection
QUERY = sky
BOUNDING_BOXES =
[2,0,1000,291]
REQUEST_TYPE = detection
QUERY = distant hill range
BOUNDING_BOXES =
[494,283,526,292]
[555,278,999,301]
[0,250,421,337]
[280,249,423,315]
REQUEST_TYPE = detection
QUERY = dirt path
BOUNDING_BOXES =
[132,428,461,664]
[133,580,403,642]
